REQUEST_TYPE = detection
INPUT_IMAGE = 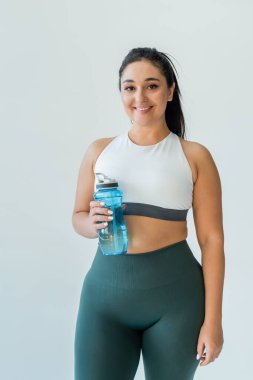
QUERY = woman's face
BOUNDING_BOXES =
[120,60,175,127]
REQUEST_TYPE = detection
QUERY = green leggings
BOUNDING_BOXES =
[74,239,205,380]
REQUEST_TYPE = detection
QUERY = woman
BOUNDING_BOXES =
[72,47,225,380]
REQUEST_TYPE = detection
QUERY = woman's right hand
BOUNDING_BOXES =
[88,201,126,237]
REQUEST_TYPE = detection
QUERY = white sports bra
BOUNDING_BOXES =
[94,130,193,221]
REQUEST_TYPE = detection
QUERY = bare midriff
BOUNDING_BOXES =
[124,215,188,254]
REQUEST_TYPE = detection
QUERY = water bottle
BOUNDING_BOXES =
[94,172,128,255]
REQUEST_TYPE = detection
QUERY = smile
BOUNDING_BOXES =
[134,106,153,113]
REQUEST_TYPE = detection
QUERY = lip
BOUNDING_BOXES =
[134,106,152,108]
[134,106,153,113]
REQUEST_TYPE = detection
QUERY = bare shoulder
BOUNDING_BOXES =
[92,136,116,148]
[90,136,117,171]
[180,136,213,159]
[71,136,116,215]
[179,136,216,183]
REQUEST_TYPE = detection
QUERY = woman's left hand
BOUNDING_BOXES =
[196,320,224,366]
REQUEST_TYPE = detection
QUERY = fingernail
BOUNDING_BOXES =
[100,202,105,206]
[196,354,200,360]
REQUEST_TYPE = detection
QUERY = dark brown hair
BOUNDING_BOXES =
[118,47,187,139]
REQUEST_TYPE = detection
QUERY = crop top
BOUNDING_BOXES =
[93,130,194,221]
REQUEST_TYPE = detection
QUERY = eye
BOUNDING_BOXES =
[124,86,135,91]
[148,84,158,89]
[124,84,158,91]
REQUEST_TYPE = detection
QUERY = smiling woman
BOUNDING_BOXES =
[120,64,176,130]
[72,47,225,380]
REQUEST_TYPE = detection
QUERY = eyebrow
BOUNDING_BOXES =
[122,77,161,84]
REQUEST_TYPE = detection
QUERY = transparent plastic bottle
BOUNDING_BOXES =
[94,172,128,255]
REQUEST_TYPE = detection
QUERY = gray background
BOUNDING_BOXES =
[1,0,252,379]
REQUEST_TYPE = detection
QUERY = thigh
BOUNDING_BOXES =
[74,273,142,380]
[142,270,205,380]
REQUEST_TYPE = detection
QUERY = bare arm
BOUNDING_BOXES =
[192,143,225,324]
[71,140,97,238]
[71,140,100,239]
[71,138,116,239]
[72,211,98,239]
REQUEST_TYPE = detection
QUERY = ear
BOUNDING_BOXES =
[167,82,176,102]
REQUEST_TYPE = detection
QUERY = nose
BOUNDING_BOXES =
[134,89,148,103]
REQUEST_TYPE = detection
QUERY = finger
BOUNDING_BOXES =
[200,350,214,366]
[91,207,112,218]
[94,214,112,223]
[96,221,108,230]
[196,341,205,361]
[90,201,104,209]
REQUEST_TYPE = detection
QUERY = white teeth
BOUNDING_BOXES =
[136,107,151,111]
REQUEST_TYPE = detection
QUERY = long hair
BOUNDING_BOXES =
[118,47,187,139]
